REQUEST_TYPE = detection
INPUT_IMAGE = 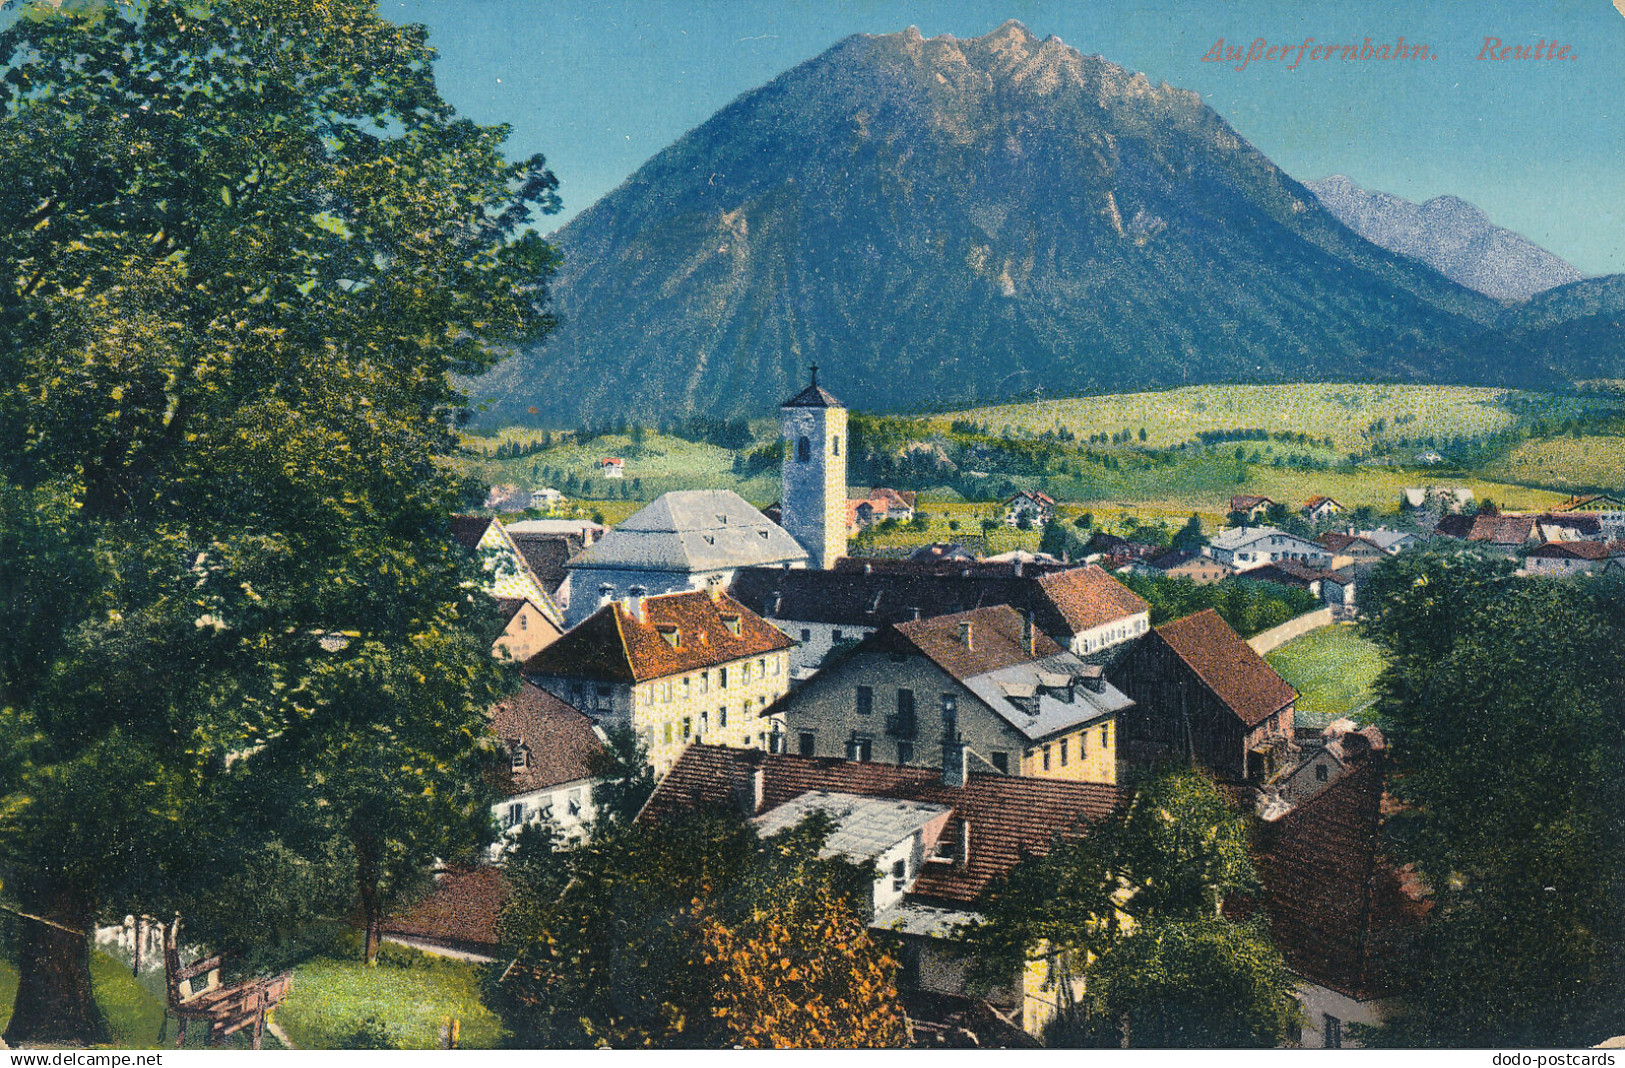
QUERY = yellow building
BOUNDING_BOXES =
[524,590,793,775]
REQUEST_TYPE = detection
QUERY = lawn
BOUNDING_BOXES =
[276,953,501,1050]
[1265,624,1386,724]
[1482,434,1625,493]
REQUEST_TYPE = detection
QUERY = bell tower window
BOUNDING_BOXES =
[797,436,811,463]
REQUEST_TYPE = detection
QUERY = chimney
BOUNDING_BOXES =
[957,621,974,650]
[1019,610,1035,658]
[942,736,968,788]
[957,818,971,869]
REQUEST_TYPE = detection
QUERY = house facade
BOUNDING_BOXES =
[774,606,1131,786]
[1206,526,1333,573]
[1320,533,1387,571]
[1524,540,1619,576]
[1301,496,1345,523]
[1110,609,1298,782]
[524,590,794,775]
[848,487,917,532]
[1003,491,1055,527]
[489,683,604,853]
[559,490,808,627]
[1140,549,1236,585]
[492,596,563,664]
[1229,495,1275,521]
[451,515,564,627]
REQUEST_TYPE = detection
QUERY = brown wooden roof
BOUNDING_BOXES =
[1248,758,1428,999]
[893,605,1064,682]
[489,683,603,797]
[449,514,495,551]
[1034,564,1150,633]
[522,590,792,683]
[642,745,1126,905]
[382,866,506,953]
[1153,610,1297,727]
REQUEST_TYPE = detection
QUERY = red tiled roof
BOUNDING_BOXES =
[1320,533,1382,554]
[642,746,1127,905]
[1249,758,1427,998]
[1527,540,1613,561]
[522,590,792,683]
[382,866,506,953]
[893,605,1064,681]
[1303,495,1341,510]
[1153,610,1297,727]
[1230,495,1273,512]
[1004,490,1055,506]
[1033,565,1149,633]
[490,683,604,796]
[1436,513,1536,546]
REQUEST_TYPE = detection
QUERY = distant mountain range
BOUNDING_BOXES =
[478,23,1617,424]
[1305,175,1583,302]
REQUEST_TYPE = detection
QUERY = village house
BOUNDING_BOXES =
[1003,490,1055,527]
[1522,540,1622,576]
[641,744,1128,1039]
[1110,609,1298,783]
[1319,533,1387,570]
[772,605,1133,786]
[1229,495,1276,522]
[451,515,565,627]
[1301,496,1345,524]
[729,562,1150,677]
[848,487,917,532]
[1359,528,1421,555]
[1136,549,1236,585]
[558,490,808,627]
[1431,511,1540,555]
[1261,720,1386,816]
[488,683,605,854]
[1240,753,1427,1048]
[523,589,793,775]
[1205,526,1333,573]
[504,517,607,604]
[1235,559,1337,598]
[492,596,563,664]
[1401,486,1474,514]
[599,457,625,479]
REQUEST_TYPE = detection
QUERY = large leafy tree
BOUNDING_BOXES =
[958,768,1291,1047]
[490,808,905,1049]
[1360,552,1625,1046]
[0,0,558,1043]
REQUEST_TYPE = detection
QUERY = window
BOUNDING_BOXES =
[683,676,691,699]
[722,615,742,637]
[504,802,524,829]
[509,742,527,771]
[797,436,811,462]
[1060,739,1069,767]
[991,751,1009,774]
[657,624,680,648]
[758,658,766,677]
[848,737,872,762]
[799,731,817,757]
[1316,763,1329,782]
[832,628,844,642]
[1100,723,1110,749]
[662,681,672,702]
[856,686,873,715]
[663,722,673,744]
[719,667,729,689]
[719,705,728,728]
[800,628,811,642]
[1042,744,1052,771]
[897,741,914,764]
[1323,1014,1342,1049]
[891,858,906,892]
[682,716,691,739]
[699,671,709,694]
[567,788,583,816]
[833,435,840,457]
[939,693,956,737]
[699,711,708,737]
[897,688,915,723]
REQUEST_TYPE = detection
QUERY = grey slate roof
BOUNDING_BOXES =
[569,490,808,574]
[961,653,1135,741]
[752,791,950,863]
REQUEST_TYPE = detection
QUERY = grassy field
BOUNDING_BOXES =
[1265,624,1386,723]
[932,383,1599,451]
[1482,434,1625,493]
[277,954,500,1050]
[462,384,1618,522]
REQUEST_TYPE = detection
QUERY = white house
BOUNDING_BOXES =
[1523,541,1620,577]
[489,683,605,855]
[1205,526,1333,573]
[600,457,625,479]
[1003,490,1055,527]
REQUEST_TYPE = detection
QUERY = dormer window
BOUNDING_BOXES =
[508,740,528,771]
[721,614,742,637]
[658,624,680,648]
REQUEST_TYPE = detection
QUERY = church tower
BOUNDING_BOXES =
[780,365,847,570]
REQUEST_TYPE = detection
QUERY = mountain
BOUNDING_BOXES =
[1306,175,1583,302]
[480,22,1507,424]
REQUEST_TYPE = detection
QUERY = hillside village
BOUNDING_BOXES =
[397,371,1625,1048]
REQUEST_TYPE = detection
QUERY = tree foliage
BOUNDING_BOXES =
[489,807,905,1049]
[0,0,557,1042]
[1118,573,1318,638]
[1358,552,1625,1046]
[957,769,1289,1048]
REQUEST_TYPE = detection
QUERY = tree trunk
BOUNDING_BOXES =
[356,837,383,966]
[3,891,109,1047]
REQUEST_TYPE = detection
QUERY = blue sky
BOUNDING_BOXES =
[397,0,1625,275]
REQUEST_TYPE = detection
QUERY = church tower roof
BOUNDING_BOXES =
[782,364,843,409]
